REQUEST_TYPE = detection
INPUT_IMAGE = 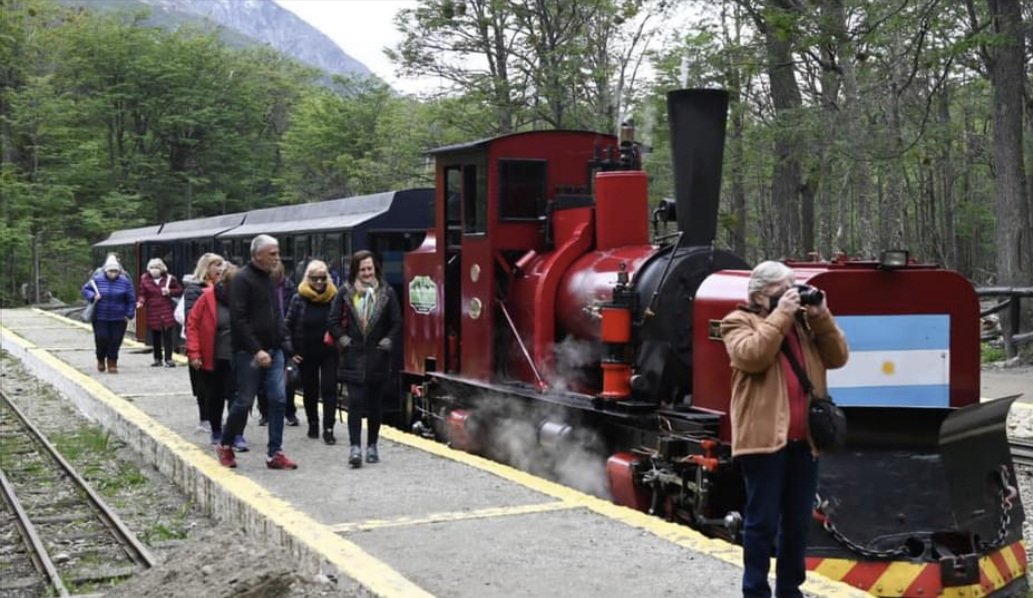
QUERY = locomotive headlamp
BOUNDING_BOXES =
[879,249,909,269]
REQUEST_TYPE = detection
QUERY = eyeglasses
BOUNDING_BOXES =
[309,276,327,282]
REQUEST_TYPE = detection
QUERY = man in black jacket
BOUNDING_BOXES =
[215,234,298,470]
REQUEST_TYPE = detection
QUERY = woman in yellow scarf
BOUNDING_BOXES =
[284,260,340,443]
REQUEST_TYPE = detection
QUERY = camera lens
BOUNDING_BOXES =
[795,284,824,306]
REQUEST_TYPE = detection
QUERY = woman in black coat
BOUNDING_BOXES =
[328,250,401,468]
[285,260,339,444]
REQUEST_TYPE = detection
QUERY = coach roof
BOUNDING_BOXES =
[94,225,164,248]
[153,212,247,241]
[217,191,397,238]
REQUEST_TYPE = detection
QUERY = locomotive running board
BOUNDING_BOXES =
[808,396,1025,576]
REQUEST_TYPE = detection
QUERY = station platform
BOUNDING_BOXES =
[0,308,867,598]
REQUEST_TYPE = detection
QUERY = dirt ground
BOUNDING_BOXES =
[982,364,1033,400]
[103,526,351,598]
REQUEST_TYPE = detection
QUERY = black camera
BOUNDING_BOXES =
[769,284,825,311]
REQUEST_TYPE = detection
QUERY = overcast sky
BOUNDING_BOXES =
[273,0,432,94]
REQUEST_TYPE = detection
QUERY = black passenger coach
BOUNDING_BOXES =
[93,188,434,343]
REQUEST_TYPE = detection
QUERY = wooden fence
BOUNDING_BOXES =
[977,287,1033,359]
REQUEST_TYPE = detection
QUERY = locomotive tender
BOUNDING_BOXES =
[402,89,1028,598]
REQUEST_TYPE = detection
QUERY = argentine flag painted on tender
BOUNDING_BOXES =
[827,315,950,407]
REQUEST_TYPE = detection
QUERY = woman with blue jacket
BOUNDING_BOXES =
[82,254,136,373]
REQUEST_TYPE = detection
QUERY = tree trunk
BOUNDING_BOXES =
[757,0,805,258]
[987,0,1030,357]
[822,0,871,257]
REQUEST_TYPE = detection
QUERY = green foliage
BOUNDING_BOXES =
[981,342,1006,364]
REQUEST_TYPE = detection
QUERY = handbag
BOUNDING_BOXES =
[81,280,100,322]
[781,341,847,452]
[324,297,349,347]
[173,294,186,326]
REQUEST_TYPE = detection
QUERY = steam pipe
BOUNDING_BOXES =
[666,89,729,248]
[498,299,548,391]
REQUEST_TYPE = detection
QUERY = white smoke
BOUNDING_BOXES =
[547,336,601,394]
[468,392,613,500]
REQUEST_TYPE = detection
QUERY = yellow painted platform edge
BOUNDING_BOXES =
[332,501,578,533]
[1,325,434,598]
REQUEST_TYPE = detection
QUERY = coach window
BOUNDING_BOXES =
[499,159,547,220]
[324,232,342,280]
[463,165,486,234]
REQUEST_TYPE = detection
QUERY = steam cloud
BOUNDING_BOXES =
[470,393,612,500]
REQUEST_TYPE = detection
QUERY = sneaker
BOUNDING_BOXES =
[151,360,162,367]
[165,360,176,368]
[196,420,211,434]
[366,445,379,464]
[266,452,298,470]
[307,423,319,439]
[258,417,268,427]
[232,435,249,452]
[210,432,221,446]
[216,445,236,468]
[348,445,362,468]
[285,415,299,427]
[323,429,336,445]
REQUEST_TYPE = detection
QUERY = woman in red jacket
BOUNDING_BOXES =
[137,258,184,367]
[187,265,237,445]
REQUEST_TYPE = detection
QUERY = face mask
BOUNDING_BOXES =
[149,268,162,277]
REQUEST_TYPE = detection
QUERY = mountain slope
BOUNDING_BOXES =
[59,0,373,80]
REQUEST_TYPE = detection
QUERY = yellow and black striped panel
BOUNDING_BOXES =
[807,541,1027,597]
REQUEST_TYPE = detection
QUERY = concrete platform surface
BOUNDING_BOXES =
[0,308,866,598]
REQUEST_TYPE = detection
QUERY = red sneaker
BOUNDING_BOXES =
[266,452,298,470]
[216,445,236,468]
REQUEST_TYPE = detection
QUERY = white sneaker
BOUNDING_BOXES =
[196,421,211,433]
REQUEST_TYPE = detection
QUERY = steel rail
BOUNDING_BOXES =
[1010,438,1033,468]
[0,467,71,597]
[0,388,157,569]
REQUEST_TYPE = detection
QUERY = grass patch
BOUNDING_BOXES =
[142,522,188,543]
[97,462,148,496]
[53,426,110,461]
[981,342,1007,363]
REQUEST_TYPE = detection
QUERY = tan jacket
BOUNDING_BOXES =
[720,307,849,457]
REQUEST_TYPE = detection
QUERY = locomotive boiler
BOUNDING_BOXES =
[401,89,1027,598]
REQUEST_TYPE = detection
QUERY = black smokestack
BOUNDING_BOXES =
[666,89,729,247]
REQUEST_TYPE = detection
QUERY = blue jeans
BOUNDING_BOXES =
[222,350,286,457]
[738,442,819,598]
[92,319,127,361]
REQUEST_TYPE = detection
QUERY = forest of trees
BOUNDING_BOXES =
[2,0,1030,321]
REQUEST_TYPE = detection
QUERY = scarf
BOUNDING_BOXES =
[299,279,337,304]
[352,279,378,334]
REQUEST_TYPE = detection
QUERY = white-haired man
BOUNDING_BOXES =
[216,234,297,470]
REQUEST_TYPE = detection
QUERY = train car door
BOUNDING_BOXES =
[443,165,464,373]
[457,161,493,380]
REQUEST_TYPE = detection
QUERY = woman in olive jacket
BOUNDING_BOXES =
[720,260,848,598]
[328,250,400,468]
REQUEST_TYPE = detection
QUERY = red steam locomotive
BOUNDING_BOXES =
[400,89,1027,598]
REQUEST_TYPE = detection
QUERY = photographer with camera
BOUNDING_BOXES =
[720,261,848,598]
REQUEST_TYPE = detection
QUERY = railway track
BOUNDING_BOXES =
[1011,438,1033,468]
[0,389,155,597]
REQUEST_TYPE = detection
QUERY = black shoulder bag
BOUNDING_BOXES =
[781,341,847,452]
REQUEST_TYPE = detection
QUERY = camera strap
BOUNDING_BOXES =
[781,339,815,398]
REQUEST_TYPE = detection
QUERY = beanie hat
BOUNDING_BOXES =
[102,255,121,272]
